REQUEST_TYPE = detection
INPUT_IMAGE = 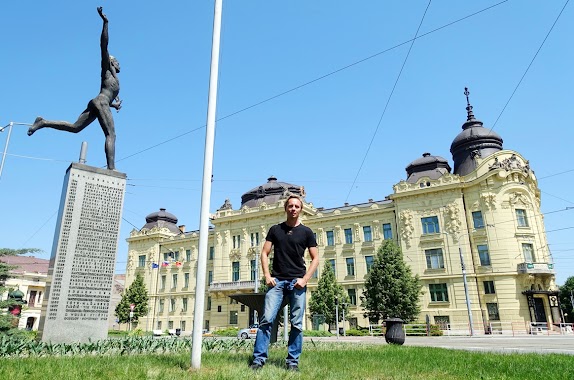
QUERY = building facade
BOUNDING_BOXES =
[125,99,560,333]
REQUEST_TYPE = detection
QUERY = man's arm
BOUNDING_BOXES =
[97,7,111,73]
[260,241,275,287]
[295,246,319,289]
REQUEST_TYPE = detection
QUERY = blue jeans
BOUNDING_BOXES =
[252,279,306,366]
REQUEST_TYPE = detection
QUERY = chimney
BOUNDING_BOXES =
[178,225,186,233]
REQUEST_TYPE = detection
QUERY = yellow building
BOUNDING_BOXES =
[125,100,560,334]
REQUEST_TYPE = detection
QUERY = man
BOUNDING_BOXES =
[250,194,319,372]
[28,7,122,171]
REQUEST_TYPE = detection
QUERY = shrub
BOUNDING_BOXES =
[429,324,443,336]
[303,330,333,337]
[212,327,239,337]
[345,329,369,336]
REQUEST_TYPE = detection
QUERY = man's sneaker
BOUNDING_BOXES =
[287,364,299,372]
[249,363,263,371]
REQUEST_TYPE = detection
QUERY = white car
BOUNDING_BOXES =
[238,324,258,339]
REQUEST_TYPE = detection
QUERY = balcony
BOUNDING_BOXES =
[209,280,257,292]
[517,262,555,275]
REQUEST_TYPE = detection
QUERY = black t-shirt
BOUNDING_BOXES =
[266,222,317,279]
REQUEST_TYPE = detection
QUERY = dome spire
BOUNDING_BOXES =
[464,87,475,121]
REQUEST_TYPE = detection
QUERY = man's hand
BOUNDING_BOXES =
[294,278,307,289]
[97,7,108,22]
[111,97,122,112]
[265,275,276,287]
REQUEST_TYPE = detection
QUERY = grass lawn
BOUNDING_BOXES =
[1,343,572,380]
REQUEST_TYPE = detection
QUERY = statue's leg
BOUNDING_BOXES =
[96,105,116,171]
[28,108,96,136]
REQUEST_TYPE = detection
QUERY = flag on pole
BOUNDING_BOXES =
[175,261,182,267]
[162,261,170,267]
[151,262,159,269]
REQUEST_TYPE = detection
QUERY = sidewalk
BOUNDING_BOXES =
[305,335,574,355]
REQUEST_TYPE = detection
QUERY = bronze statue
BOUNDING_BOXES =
[28,7,121,170]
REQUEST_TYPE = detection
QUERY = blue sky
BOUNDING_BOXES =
[1,1,573,284]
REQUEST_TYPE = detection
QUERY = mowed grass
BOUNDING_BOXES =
[1,343,573,380]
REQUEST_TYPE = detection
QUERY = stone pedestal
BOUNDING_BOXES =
[37,163,126,343]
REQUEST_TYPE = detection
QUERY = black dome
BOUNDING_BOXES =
[405,153,451,184]
[241,176,305,208]
[142,208,182,234]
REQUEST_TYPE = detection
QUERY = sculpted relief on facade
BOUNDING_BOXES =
[399,210,414,248]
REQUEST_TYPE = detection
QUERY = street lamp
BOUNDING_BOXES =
[0,122,32,181]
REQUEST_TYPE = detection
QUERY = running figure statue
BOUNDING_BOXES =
[28,7,122,171]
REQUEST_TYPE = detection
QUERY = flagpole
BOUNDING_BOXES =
[191,0,223,369]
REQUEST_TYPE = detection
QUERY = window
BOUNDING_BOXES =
[208,270,213,285]
[472,211,484,229]
[173,251,180,261]
[138,255,146,267]
[363,226,372,242]
[522,243,535,262]
[217,305,222,312]
[311,266,318,279]
[478,245,491,266]
[425,248,444,269]
[516,209,529,227]
[161,275,166,290]
[232,261,240,281]
[172,274,178,289]
[182,298,188,312]
[170,298,176,312]
[207,296,211,311]
[421,216,440,234]
[163,252,171,262]
[250,260,257,281]
[346,258,355,276]
[229,311,238,325]
[157,321,162,330]
[382,223,392,240]
[484,281,496,294]
[326,230,335,246]
[184,273,190,288]
[365,256,374,273]
[348,289,357,305]
[159,299,164,313]
[168,321,173,329]
[434,316,450,328]
[186,249,191,262]
[344,228,353,244]
[429,283,449,302]
[209,246,214,260]
[233,235,241,249]
[329,259,336,274]
[180,321,186,331]
[251,232,260,247]
[241,304,245,312]
[487,303,500,321]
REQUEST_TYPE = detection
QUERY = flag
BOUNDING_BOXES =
[151,262,159,269]
[162,261,170,267]
[175,261,182,267]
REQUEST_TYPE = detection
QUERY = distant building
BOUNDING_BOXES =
[1,256,49,331]
[125,96,560,333]
[108,274,125,331]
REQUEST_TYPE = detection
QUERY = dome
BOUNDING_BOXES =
[142,208,182,234]
[241,176,306,208]
[8,289,25,300]
[405,153,451,184]
[450,88,503,176]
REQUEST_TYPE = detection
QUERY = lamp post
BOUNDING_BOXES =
[0,122,32,181]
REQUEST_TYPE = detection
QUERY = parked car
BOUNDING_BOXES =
[238,324,259,339]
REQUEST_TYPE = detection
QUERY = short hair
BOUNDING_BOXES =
[284,194,303,210]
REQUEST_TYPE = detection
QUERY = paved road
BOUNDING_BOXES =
[306,335,574,355]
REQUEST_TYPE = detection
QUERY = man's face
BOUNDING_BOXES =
[285,198,302,219]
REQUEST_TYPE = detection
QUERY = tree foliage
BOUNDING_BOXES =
[361,240,422,324]
[309,261,349,330]
[0,248,42,334]
[115,273,149,324]
[559,276,574,323]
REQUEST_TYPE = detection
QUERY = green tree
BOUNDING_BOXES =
[559,276,574,323]
[361,240,422,324]
[309,261,349,331]
[115,273,149,324]
[0,248,41,334]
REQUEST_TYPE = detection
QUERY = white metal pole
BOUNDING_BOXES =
[459,246,475,336]
[191,0,223,369]
[0,122,14,181]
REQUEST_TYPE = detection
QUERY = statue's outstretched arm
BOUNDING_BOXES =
[98,7,111,73]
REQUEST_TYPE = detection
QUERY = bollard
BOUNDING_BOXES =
[385,318,405,345]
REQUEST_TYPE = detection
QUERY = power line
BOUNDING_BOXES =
[490,0,569,131]
[344,1,431,203]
